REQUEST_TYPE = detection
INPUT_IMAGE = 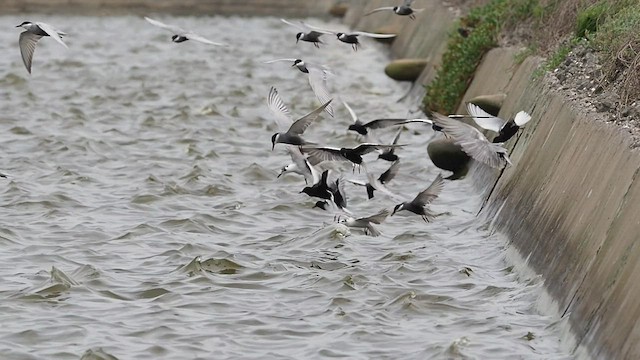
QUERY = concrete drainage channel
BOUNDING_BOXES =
[345,1,640,359]
[6,0,640,358]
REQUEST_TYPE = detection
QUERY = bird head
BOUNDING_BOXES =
[291,59,308,73]
[295,32,303,43]
[277,164,294,178]
[336,32,344,39]
[300,186,311,195]
[347,124,367,136]
[16,21,32,28]
[171,35,179,42]
[271,133,279,151]
[391,203,403,216]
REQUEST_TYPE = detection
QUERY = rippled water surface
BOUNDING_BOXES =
[0,15,572,359]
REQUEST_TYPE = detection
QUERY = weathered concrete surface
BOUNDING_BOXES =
[0,0,334,16]
[460,47,640,359]
[345,0,455,67]
[344,2,640,358]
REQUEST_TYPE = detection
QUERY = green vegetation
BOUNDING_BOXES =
[575,2,608,38]
[422,0,538,114]
[422,2,501,114]
[590,2,640,102]
[534,40,577,78]
[422,0,640,113]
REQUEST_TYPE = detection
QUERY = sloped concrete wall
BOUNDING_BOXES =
[344,0,455,90]
[348,1,640,358]
[465,48,640,359]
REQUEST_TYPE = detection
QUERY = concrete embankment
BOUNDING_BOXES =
[348,1,640,359]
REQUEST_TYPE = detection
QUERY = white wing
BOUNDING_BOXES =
[413,173,445,206]
[514,111,532,126]
[301,147,347,163]
[302,22,339,34]
[286,146,317,184]
[18,32,42,74]
[263,58,298,64]
[367,168,402,201]
[281,19,310,32]
[466,103,504,132]
[400,118,433,125]
[433,113,508,168]
[185,32,226,46]
[144,17,185,34]
[307,65,335,117]
[350,31,397,39]
[359,209,390,224]
[342,99,359,123]
[364,7,395,16]
[267,86,293,129]
[308,159,322,185]
[281,19,332,34]
[287,100,332,136]
[345,179,367,187]
[35,22,67,48]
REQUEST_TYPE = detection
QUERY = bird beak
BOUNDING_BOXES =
[271,143,275,151]
[15,25,21,28]
[277,170,284,178]
[291,63,296,67]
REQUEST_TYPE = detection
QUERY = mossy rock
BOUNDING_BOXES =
[427,138,470,180]
[384,59,428,82]
[468,94,506,116]
[329,3,348,17]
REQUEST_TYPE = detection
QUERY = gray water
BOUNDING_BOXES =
[0,15,572,359]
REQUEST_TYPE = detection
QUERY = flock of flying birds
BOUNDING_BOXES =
[13,0,531,237]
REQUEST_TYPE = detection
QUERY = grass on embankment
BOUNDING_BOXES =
[422,0,640,113]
